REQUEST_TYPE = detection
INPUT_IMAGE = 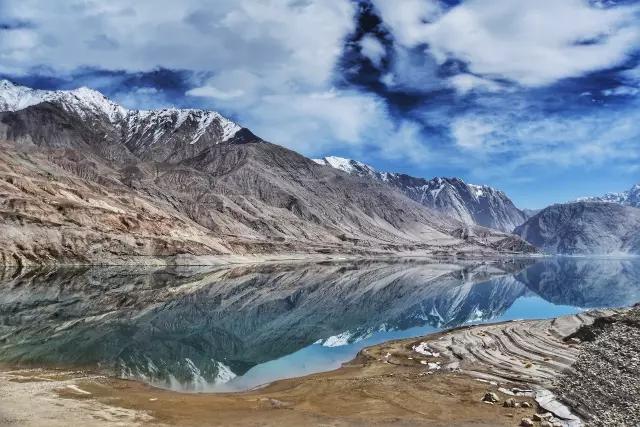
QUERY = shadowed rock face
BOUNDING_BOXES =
[0,82,535,265]
[0,260,532,390]
[314,157,528,233]
[515,202,640,255]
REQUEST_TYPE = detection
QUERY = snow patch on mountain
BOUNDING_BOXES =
[313,156,383,179]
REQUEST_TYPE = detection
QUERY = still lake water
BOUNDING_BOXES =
[1,257,638,392]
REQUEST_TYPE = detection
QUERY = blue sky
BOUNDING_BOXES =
[1,0,639,208]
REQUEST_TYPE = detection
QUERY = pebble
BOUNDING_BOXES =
[520,417,534,427]
[556,308,640,427]
[532,413,553,421]
[481,391,500,403]
[503,398,517,408]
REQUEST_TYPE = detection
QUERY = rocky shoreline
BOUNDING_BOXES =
[555,306,640,426]
[2,308,636,426]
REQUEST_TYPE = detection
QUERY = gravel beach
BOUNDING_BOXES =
[556,306,640,426]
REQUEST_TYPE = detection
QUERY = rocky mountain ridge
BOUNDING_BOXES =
[515,201,640,255]
[313,156,528,233]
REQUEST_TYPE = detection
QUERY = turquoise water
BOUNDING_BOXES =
[0,257,638,392]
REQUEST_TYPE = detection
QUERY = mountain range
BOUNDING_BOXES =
[0,80,532,265]
[1,79,638,260]
[313,156,528,233]
[313,156,640,255]
[515,202,640,255]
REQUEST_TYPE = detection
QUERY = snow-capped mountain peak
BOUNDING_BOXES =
[575,183,640,208]
[0,80,242,145]
[0,79,127,122]
[124,108,241,146]
[314,155,527,232]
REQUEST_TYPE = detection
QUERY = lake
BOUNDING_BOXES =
[0,257,638,392]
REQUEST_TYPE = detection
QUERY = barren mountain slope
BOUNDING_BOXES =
[314,156,528,232]
[515,202,640,255]
[0,82,534,264]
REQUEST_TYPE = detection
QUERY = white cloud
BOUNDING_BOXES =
[371,0,442,46]
[2,0,415,161]
[448,74,503,95]
[374,0,640,88]
[602,86,640,96]
[187,86,245,100]
[359,34,387,68]
[1,0,354,88]
[450,103,640,173]
[377,121,430,164]
[214,87,428,162]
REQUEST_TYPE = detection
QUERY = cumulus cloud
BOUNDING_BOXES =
[374,0,640,89]
[0,0,354,86]
[447,74,504,95]
[602,86,640,97]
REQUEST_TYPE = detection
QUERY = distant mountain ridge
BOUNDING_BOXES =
[575,183,640,207]
[313,156,528,233]
[514,182,640,255]
[515,201,640,255]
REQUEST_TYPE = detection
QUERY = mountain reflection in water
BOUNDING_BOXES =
[1,257,638,392]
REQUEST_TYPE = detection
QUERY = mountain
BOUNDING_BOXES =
[515,202,640,255]
[0,81,534,265]
[313,156,527,233]
[575,183,640,207]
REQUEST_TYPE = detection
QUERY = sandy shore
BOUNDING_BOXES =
[0,310,618,427]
